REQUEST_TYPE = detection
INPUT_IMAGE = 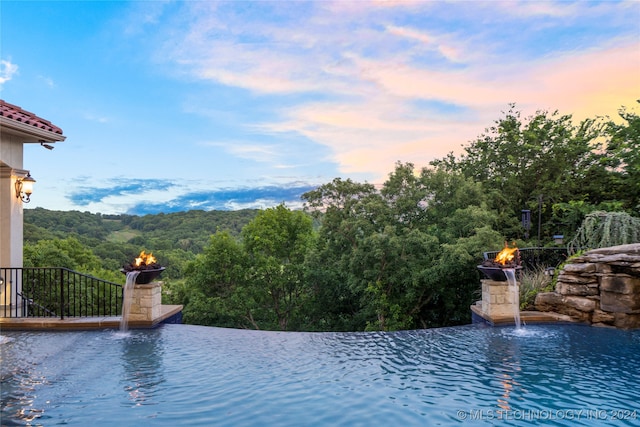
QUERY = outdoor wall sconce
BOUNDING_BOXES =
[15,173,36,203]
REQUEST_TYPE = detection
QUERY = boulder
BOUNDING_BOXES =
[600,291,640,313]
[562,263,596,274]
[556,274,597,285]
[600,276,640,294]
[592,309,615,324]
[556,282,599,296]
[614,313,640,329]
[534,292,564,312]
[529,243,640,329]
[564,296,597,313]
[584,243,640,256]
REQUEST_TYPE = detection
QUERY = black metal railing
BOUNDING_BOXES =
[0,267,123,319]
[483,247,569,271]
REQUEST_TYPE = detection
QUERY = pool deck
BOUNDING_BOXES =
[470,303,582,326]
[0,305,183,331]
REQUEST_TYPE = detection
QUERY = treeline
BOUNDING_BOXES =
[24,208,259,282]
[23,103,640,331]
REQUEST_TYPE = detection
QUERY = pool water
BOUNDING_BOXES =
[1,324,639,426]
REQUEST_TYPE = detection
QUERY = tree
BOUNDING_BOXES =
[413,167,503,326]
[303,178,384,330]
[303,162,503,330]
[604,101,640,211]
[352,226,441,330]
[177,205,315,330]
[181,231,248,326]
[301,178,381,330]
[241,204,314,330]
[568,211,640,253]
[431,104,608,241]
[24,237,102,271]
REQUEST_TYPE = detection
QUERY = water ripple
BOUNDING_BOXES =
[2,324,639,426]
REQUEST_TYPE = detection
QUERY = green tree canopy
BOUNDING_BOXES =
[24,237,102,271]
[431,104,622,241]
[604,101,640,211]
[177,205,315,330]
[303,162,503,331]
[241,204,315,330]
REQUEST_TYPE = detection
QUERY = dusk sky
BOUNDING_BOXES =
[1,1,638,215]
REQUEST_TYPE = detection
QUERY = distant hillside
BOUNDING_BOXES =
[23,208,260,270]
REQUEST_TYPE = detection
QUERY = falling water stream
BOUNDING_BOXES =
[120,271,140,332]
[503,268,521,329]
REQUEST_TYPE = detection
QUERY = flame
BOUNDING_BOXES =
[134,250,156,267]
[494,243,518,265]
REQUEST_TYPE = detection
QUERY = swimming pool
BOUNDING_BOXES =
[2,324,639,426]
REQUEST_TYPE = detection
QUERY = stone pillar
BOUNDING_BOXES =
[481,279,520,318]
[128,282,162,322]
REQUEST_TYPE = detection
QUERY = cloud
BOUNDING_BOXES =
[120,0,172,36]
[37,75,55,88]
[384,24,463,63]
[0,59,18,85]
[486,1,580,18]
[65,175,317,214]
[83,112,111,123]
[144,0,640,185]
[201,141,280,163]
[68,178,176,205]
[126,184,318,214]
[523,40,640,121]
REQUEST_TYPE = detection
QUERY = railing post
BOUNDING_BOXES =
[59,268,65,320]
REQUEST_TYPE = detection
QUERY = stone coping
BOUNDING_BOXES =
[0,305,183,331]
[1,304,585,331]
[470,303,580,326]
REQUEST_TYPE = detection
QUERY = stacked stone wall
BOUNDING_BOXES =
[481,279,519,318]
[535,243,640,329]
[129,282,162,322]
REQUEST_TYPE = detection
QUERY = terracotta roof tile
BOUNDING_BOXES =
[0,99,64,135]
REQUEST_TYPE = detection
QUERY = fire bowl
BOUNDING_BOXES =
[120,267,165,284]
[477,265,521,282]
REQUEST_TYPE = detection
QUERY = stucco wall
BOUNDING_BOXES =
[0,136,25,269]
[0,134,25,170]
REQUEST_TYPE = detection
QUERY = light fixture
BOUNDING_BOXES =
[15,173,36,203]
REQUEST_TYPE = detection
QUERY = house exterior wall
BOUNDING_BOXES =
[0,136,26,310]
[0,101,65,316]
[0,133,25,169]
[0,135,25,269]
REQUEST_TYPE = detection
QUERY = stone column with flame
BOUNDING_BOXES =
[122,250,164,325]
[478,244,521,322]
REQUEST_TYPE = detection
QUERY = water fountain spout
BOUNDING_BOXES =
[120,271,140,332]
[503,268,521,329]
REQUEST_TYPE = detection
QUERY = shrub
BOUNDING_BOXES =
[568,211,640,254]
[519,265,554,310]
